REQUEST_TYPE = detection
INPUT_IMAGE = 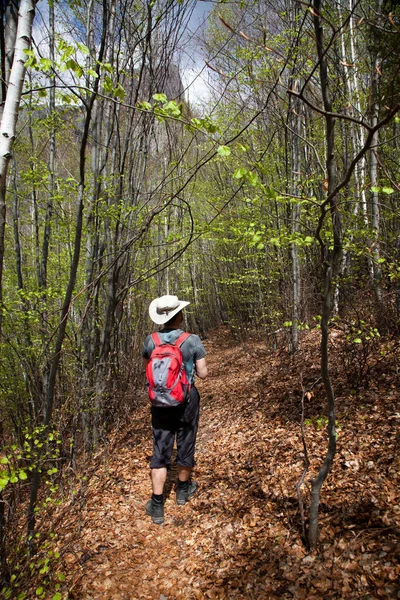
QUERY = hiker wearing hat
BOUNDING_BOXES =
[142,295,208,524]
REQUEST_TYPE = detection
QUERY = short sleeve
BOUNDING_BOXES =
[190,335,206,361]
[142,335,155,359]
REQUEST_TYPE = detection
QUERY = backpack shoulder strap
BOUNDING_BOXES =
[151,332,162,347]
[173,332,191,348]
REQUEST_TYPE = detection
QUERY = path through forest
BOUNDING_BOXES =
[47,328,399,599]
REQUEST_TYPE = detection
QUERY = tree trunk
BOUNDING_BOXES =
[290,89,302,352]
[0,0,18,110]
[370,36,384,321]
[0,0,36,336]
[39,0,56,290]
[308,0,341,549]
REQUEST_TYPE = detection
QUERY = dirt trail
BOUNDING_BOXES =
[52,327,399,600]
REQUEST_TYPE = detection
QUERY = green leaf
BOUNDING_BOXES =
[65,58,83,77]
[233,167,248,179]
[103,75,114,93]
[153,93,167,103]
[77,43,90,56]
[163,100,182,117]
[353,338,362,344]
[39,58,53,72]
[370,186,380,193]
[382,187,394,194]
[247,171,259,187]
[0,475,9,491]
[217,145,231,158]
[269,237,281,247]
[52,594,62,600]
[138,101,152,111]
[35,588,44,596]
[265,186,277,199]
[113,83,125,101]
[190,116,218,133]
[18,470,28,480]
[99,61,113,73]
[283,321,293,327]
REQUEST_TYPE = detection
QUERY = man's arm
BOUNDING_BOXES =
[195,357,208,379]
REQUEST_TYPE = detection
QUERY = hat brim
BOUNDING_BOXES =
[149,299,190,325]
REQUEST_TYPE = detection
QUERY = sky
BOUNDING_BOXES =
[180,1,215,107]
[33,0,215,107]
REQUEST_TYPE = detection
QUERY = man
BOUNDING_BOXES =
[142,295,208,525]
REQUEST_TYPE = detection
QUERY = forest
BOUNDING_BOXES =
[0,0,399,598]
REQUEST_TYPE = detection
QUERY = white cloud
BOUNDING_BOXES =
[181,62,212,106]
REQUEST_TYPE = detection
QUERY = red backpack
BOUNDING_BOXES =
[146,332,191,408]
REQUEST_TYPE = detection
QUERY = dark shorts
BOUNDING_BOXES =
[150,386,200,469]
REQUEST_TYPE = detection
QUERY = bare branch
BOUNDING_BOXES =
[288,88,372,130]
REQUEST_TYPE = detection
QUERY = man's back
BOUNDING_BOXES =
[142,327,207,382]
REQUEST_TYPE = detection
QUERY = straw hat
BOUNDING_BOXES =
[148,295,190,325]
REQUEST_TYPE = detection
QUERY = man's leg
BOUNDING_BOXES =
[177,465,191,483]
[176,387,200,505]
[146,408,177,524]
[151,466,167,494]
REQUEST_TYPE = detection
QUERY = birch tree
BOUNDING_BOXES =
[0,0,36,580]
[0,0,36,334]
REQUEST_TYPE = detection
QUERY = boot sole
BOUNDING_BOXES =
[146,510,164,525]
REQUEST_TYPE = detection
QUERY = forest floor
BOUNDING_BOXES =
[25,327,400,599]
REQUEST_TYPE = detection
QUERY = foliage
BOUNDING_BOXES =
[0,426,61,493]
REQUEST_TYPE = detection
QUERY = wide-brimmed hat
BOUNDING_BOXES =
[148,295,190,325]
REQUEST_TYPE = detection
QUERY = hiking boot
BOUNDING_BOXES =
[176,481,198,505]
[145,499,164,524]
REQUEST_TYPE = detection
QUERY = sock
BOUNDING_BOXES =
[177,480,188,490]
[152,493,163,504]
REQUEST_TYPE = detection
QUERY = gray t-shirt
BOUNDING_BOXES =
[142,328,206,384]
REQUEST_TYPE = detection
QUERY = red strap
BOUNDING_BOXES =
[174,332,191,348]
[151,332,162,347]
[151,331,190,348]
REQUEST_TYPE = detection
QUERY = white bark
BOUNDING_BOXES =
[370,0,383,309]
[291,91,302,352]
[0,0,35,172]
[0,0,18,112]
[334,0,371,313]
[370,76,383,305]
[0,0,36,330]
